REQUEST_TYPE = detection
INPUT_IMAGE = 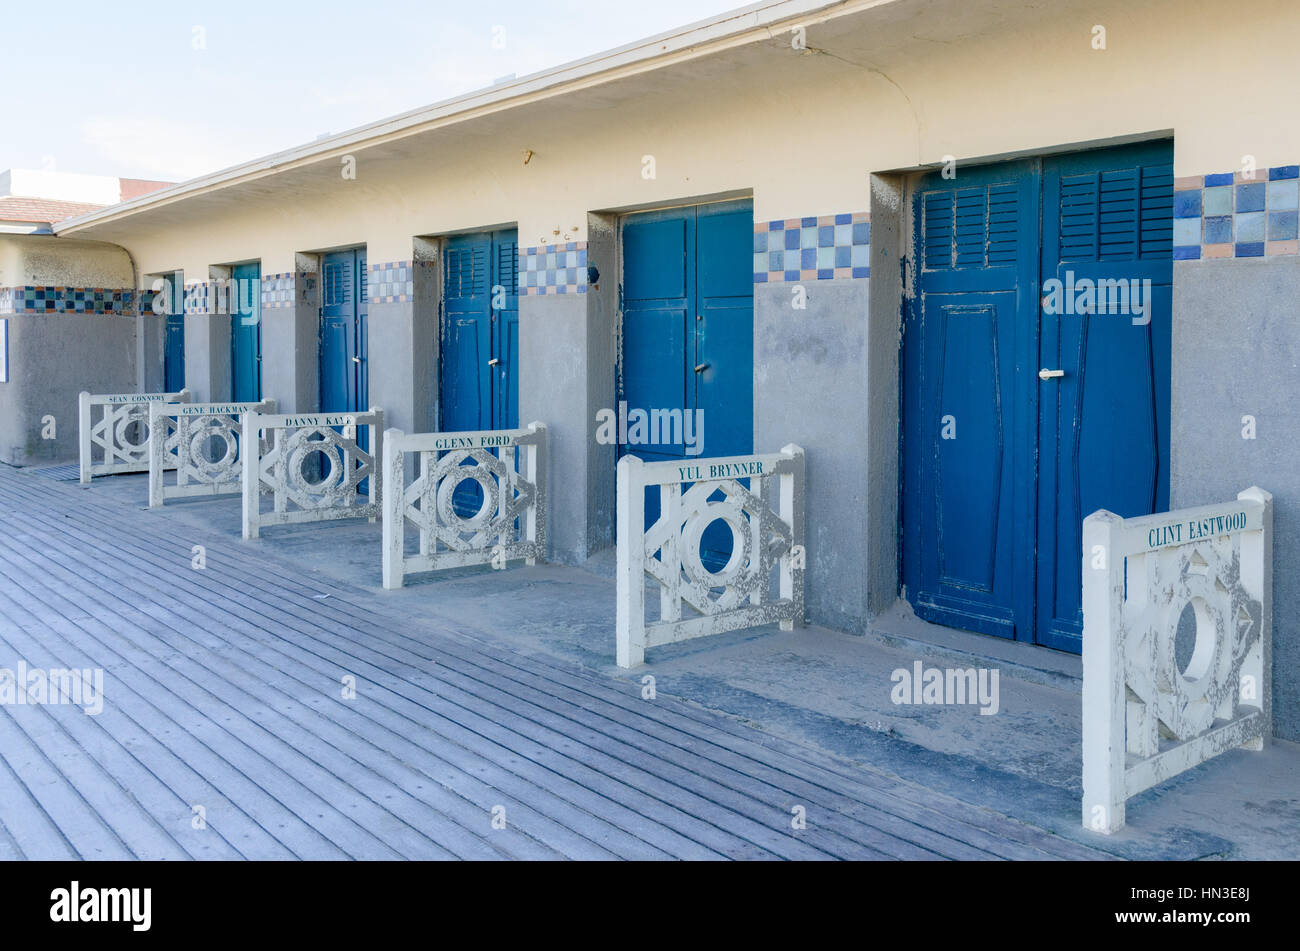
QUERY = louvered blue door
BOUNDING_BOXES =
[903,143,1172,652]
[903,161,1040,641]
[319,248,369,416]
[441,230,518,431]
[1036,142,1173,651]
[231,262,261,402]
[441,230,518,517]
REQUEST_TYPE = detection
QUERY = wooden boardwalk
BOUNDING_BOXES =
[0,464,1111,860]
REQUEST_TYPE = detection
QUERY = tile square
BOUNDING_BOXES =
[1234,211,1265,242]
[1173,217,1201,246]
[1202,243,1233,258]
[1268,210,1298,240]
[800,227,818,249]
[1269,166,1300,180]
[1173,189,1202,218]
[1235,241,1265,257]
[818,225,835,247]
[1201,186,1233,216]
[1266,239,1299,255]
[1236,183,1266,212]
[1203,215,1234,244]
[852,222,870,246]
[834,245,852,268]
[1267,180,1299,210]
[800,247,817,269]
[816,246,834,269]
[1204,172,1234,187]
[783,229,799,251]
[834,223,851,247]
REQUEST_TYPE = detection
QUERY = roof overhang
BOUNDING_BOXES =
[55,0,902,236]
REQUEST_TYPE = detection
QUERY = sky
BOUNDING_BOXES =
[4,0,745,183]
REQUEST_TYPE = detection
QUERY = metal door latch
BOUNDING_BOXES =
[352,356,361,363]
[694,362,709,373]
[488,358,500,366]
[1038,368,1065,380]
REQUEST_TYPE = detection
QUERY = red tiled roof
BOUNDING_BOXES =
[0,196,107,225]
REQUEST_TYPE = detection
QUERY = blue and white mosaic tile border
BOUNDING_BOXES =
[521,242,587,295]
[0,286,135,315]
[262,273,294,310]
[1174,166,1299,260]
[754,212,870,282]
[183,281,211,315]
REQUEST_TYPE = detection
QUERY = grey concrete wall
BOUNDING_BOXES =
[867,174,905,617]
[585,214,618,554]
[184,313,232,403]
[1171,257,1300,741]
[755,279,872,631]
[520,292,600,564]
[369,260,436,432]
[135,312,165,393]
[261,263,319,414]
[0,314,136,465]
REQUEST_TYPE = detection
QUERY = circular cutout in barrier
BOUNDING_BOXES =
[682,504,751,589]
[116,408,150,449]
[436,468,499,531]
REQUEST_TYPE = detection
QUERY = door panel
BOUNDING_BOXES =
[1036,142,1173,651]
[231,262,261,402]
[440,229,519,517]
[621,201,754,571]
[903,162,1039,641]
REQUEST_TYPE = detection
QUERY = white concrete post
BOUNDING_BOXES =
[780,443,805,631]
[78,391,92,485]
[1238,486,1273,749]
[1081,509,1125,834]
[147,401,165,508]
[616,454,646,668]
[368,407,384,520]
[381,427,405,590]
[241,410,260,540]
[524,421,546,565]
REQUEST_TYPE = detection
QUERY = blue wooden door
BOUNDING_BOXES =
[1035,142,1173,651]
[621,201,754,566]
[902,143,1173,652]
[164,270,185,392]
[230,262,261,402]
[441,230,518,431]
[319,248,369,415]
[903,161,1040,641]
[441,230,518,517]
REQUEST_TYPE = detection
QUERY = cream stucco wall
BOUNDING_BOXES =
[64,0,1299,276]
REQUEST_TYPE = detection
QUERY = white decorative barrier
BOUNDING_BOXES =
[241,408,384,539]
[147,399,276,507]
[381,423,547,589]
[1082,487,1272,834]
[616,445,805,668]
[78,389,191,483]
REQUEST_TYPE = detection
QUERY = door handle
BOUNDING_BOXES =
[694,362,709,373]
[352,356,361,364]
[1038,368,1065,380]
[488,358,500,367]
